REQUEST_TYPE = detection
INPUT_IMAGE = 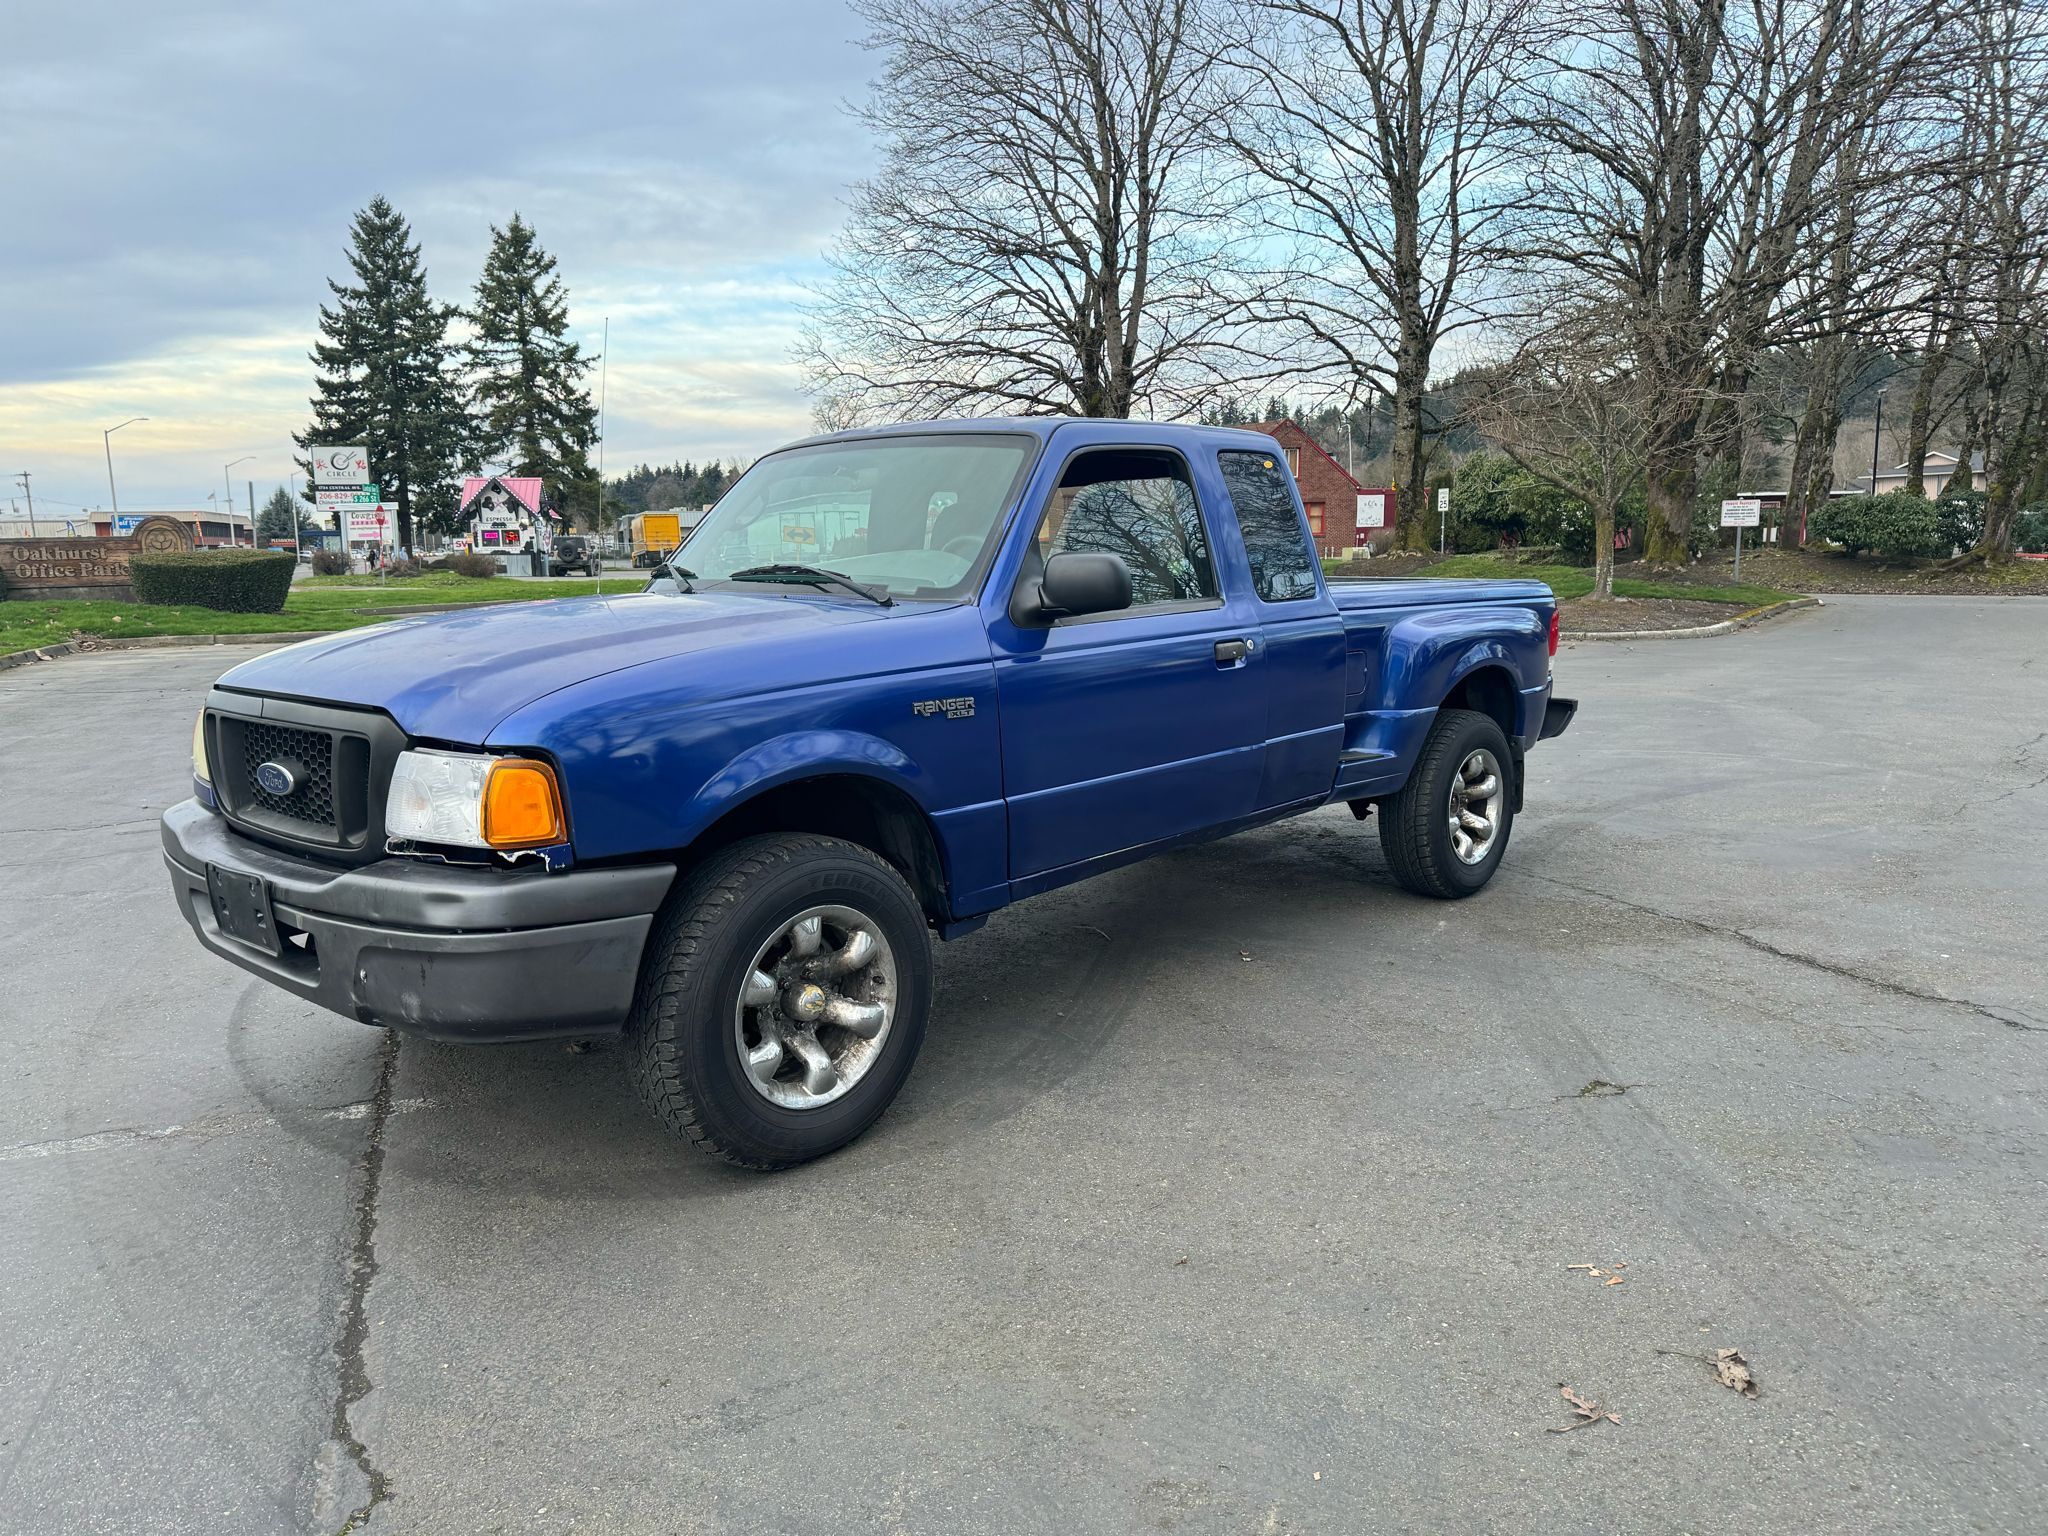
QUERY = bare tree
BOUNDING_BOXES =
[1510,0,1952,562]
[1469,306,1654,600]
[1949,1,2048,559]
[1222,0,1533,549]
[799,0,1255,421]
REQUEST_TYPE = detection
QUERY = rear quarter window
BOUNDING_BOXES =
[1217,450,1318,602]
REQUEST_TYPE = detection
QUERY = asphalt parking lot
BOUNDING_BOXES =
[3,594,2043,1535]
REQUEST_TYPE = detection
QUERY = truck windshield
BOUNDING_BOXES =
[676,433,1036,601]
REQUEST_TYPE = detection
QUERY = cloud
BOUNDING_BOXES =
[1,0,875,507]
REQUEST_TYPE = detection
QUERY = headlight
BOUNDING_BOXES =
[385,749,565,850]
[191,710,211,784]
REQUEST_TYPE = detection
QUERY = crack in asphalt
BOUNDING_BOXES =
[0,1096,436,1164]
[331,1030,398,1534]
[1513,871,2046,1033]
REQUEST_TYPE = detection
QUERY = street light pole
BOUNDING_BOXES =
[1871,392,1885,494]
[223,456,254,545]
[103,417,148,524]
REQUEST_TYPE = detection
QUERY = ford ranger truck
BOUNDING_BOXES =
[163,419,1575,1168]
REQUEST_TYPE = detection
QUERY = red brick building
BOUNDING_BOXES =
[1246,420,1395,557]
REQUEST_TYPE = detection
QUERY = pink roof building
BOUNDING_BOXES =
[458,475,552,518]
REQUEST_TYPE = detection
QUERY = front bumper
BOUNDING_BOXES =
[162,800,674,1042]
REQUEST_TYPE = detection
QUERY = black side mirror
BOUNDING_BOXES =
[1020,551,1132,624]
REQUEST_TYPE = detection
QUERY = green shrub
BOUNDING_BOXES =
[1935,489,1986,552]
[443,551,500,579]
[131,549,295,613]
[2016,504,2048,554]
[1809,490,1942,559]
[309,548,349,576]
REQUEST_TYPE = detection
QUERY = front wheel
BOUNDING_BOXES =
[628,834,933,1169]
[1378,708,1516,899]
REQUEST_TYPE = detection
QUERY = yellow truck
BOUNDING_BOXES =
[627,511,683,568]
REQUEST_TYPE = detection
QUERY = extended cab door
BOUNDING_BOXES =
[1210,447,1348,808]
[987,443,1268,884]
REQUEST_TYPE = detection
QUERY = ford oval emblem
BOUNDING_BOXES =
[255,760,297,796]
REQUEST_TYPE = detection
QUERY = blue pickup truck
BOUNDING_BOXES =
[164,419,1574,1167]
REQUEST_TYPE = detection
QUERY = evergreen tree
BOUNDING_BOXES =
[256,486,310,543]
[467,214,598,524]
[296,197,472,549]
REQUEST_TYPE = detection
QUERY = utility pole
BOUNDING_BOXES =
[13,471,34,537]
[1871,391,1886,493]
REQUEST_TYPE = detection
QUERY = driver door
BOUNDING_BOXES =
[987,445,1267,886]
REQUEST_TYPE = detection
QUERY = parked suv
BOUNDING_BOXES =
[548,534,600,577]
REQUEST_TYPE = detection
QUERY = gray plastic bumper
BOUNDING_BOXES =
[161,799,674,1042]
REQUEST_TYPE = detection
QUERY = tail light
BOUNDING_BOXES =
[1547,609,1560,657]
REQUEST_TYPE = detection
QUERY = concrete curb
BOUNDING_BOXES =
[1562,595,1820,643]
[0,630,343,671]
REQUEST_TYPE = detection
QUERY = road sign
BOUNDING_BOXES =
[345,507,396,545]
[1721,498,1761,580]
[313,447,369,487]
[315,483,380,507]
[1437,487,1451,513]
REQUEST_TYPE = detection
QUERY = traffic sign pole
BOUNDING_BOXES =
[1719,498,1762,581]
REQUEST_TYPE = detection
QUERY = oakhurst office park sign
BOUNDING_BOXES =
[0,516,193,602]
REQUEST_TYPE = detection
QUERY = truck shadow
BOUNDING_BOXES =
[236,807,1407,1200]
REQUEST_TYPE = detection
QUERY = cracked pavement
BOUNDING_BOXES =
[2,594,2044,1533]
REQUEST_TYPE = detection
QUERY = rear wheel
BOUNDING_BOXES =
[627,833,932,1169]
[1378,708,1515,899]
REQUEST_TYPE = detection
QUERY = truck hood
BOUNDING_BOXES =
[216,591,912,743]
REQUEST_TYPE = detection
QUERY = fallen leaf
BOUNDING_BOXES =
[1713,1348,1759,1399]
[1566,1264,1602,1273]
[1173,1256,1188,1267]
[1653,1345,1761,1400]
[1604,1275,1626,1287]
[1549,1385,1621,1433]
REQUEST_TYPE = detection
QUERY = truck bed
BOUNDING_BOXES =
[1320,576,1559,801]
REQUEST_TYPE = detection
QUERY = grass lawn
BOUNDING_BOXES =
[1,573,625,658]
[1339,552,1801,608]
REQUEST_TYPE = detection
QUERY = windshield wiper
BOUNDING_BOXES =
[727,563,894,607]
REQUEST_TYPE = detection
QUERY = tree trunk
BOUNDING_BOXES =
[1591,500,1616,599]
[1642,411,1698,564]
[1390,345,1432,552]
[1903,351,1945,496]
[1942,401,1982,496]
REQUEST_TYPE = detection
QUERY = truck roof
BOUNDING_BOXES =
[786,416,1288,456]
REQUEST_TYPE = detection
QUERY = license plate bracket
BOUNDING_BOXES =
[206,865,281,955]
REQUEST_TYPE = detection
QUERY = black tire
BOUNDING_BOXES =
[1378,708,1516,899]
[627,833,932,1169]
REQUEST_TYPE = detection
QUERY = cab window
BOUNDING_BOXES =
[1217,449,1318,602]
[1029,448,1218,610]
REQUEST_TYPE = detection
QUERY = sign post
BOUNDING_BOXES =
[1437,486,1451,555]
[1720,498,1761,579]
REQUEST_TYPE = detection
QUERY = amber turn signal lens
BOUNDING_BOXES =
[482,758,565,848]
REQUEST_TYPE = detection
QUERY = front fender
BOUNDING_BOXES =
[679,729,930,842]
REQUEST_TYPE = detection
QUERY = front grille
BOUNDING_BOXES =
[206,697,397,860]
[239,721,336,828]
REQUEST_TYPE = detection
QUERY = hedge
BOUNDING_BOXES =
[1809,491,1944,559]
[131,549,295,613]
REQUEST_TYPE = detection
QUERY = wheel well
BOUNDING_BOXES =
[684,775,950,925]
[1440,665,1517,742]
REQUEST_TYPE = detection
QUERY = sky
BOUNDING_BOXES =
[0,0,876,519]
